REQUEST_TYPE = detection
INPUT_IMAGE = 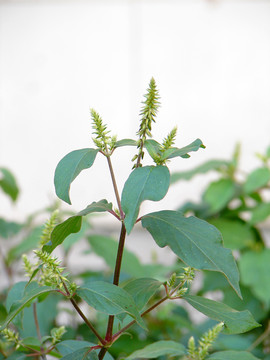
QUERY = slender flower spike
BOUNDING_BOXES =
[91,109,116,153]
[39,210,59,247]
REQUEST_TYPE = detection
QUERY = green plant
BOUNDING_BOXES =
[0,79,260,360]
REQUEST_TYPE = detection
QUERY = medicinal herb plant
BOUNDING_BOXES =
[0,79,261,360]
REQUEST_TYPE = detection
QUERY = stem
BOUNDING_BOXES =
[98,347,108,360]
[61,281,106,346]
[248,320,270,351]
[105,223,127,343]
[106,155,124,220]
[33,302,47,360]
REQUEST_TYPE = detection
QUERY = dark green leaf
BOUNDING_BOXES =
[0,167,19,202]
[160,138,205,161]
[202,179,236,214]
[0,218,22,239]
[141,210,241,297]
[122,278,163,310]
[54,148,99,204]
[43,200,113,253]
[239,249,270,304]
[209,219,256,250]
[121,166,170,233]
[56,340,95,356]
[7,226,43,263]
[115,139,137,148]
[87,235,146,277]
[0,285,58,330]
[62,220,89,252]
[244,167,270,194]
[77,281,146,329]
[170,160,229,184]
[126,340,186,359]
[0,304,7,323]
[62,348,98,360]
[249,202,270,225]
[207,350,260,360]
[183,295,260,334]
[43,216,82,254]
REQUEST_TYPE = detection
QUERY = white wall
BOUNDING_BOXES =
[1,0,270,223]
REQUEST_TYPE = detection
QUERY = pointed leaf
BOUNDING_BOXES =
[56,340,95,356]
[54,148,99,204]
[244,167,270,194]
[77,281,146,329]
[144,139,162,160]
[61,348,98,360]
[0,285,57,330]
[126,340,186,359]
[77,199,113,216]
[121,166,170,233]
[141,210,241,297]
[170,160,228,184]
[160,138,205,161]
[43,216,82,254]
[208,350,260,360]
[122,278,163,310]
[183,295,260,334]
[0,167,19,202]
[115,139,137,148]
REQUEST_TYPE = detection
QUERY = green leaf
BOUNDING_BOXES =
[141,210,241,297]
[5,353,27,360]
[0,218,22,239]
[43,216,82,254]
[249,202,270,225]
[170,160,229,184]
[202,179,236,214]
[87,235,146,277]
[77,199,113,216]
[0,285,58,330]
[207,350,260,360]
[0,167,19,202]
[77,281,146,329]
[54,148,99,204]
[56,340,95,356]
[209,219,256,250]
[125,340,186,359]
[121,166,170,233]
[122,278,163,310]
[183,295,260,334]
[62,220,89,252]
[115,139,137,148]
[239,249,270,304]
[43,200,113,254]
[244,167,270,194]
[7,226,43,264]
[144,139,162,160]
[62,348,98,360]
[160,138,205,161]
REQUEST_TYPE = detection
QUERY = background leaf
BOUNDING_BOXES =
[61,348,98,360]
[141,210,241,297]
[249,202,270,225]
[243,167,270,194]
[207,350,260,360]
[121,166,170,233]
[0,167,19,202]
[125,340,186,359]
[0,218,22,239]
[54,148,99,204]
[56,340,95,356]
[77,281,145,329]
[202,179,236,214]
[183,295,260,334]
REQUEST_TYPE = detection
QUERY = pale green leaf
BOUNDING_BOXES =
[160,138,205,160]
[0,218,22,239]
[183,295,260,334]
[239,249,270,304]
[141,210,241,297]
[54,148,99,204]
[244,167,270,194]
[122,278,163,310]
[207,350,260,360]
[77,281,146,329]
[115,139,137,148]
[203,179,236,214]
[249,202,270,225]
[126,340,186,359]
[170,160,228,184]
[77,199,113,216]
[121,166,170,233]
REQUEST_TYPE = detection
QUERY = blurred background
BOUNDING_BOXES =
[1,0,270,222]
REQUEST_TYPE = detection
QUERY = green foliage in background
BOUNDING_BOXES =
[0,80,266,360]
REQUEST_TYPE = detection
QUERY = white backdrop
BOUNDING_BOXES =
[1,0,270,223]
